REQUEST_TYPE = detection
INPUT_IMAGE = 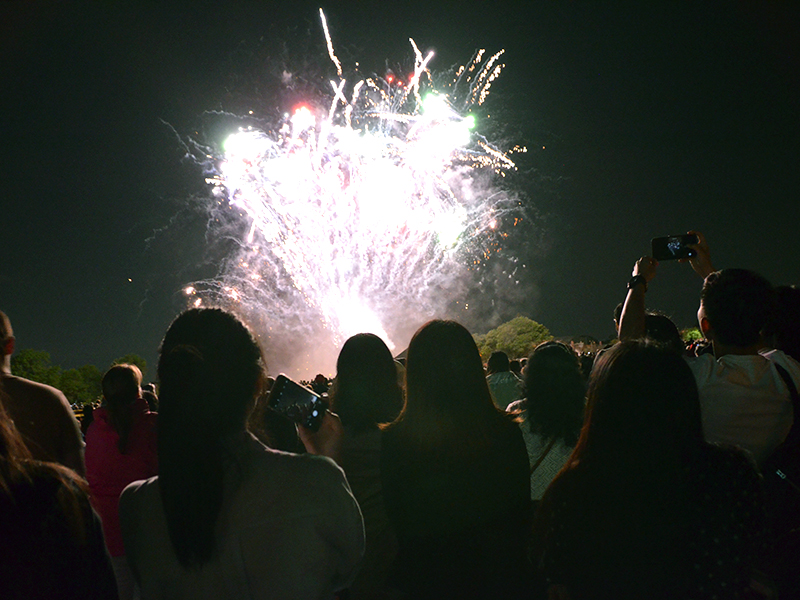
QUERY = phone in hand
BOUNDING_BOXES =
[651,234,699,261]
[267,374,328,432]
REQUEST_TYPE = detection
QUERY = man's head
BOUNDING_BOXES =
[0,311,14,364]
[698,269,775,349]
[487,351,510,374]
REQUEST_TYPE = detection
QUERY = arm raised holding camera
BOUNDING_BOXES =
[618,256,658,342]
[682,230,715,279]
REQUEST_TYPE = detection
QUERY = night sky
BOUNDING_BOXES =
[2,1,799,378]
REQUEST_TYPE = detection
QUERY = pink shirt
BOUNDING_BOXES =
[86,397,157,556]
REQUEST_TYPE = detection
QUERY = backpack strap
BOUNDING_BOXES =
[530,437,558,475]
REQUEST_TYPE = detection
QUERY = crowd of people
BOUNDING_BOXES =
[1,231,799,599]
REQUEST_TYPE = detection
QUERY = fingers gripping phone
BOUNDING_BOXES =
[651,234,699,261]
[267,374,328,432]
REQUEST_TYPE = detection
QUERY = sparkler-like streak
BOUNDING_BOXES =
[189,11,525,376]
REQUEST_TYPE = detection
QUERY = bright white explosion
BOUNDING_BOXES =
[187,10,525,376]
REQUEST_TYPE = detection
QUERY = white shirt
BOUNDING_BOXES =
[686,349,798,466]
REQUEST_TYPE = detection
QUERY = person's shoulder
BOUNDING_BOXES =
[247,437,346,485]
[2,374,68,402]
[761,348,800,376]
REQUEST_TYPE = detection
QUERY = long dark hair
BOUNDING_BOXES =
[390,320,512,452]
[157,308,265,569]
[522,341,585,447]
[567,341,704,473]
[534,342,708,592]
[101,364,142,454]
[332,333,403,434]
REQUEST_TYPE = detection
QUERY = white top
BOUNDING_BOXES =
[507,399,574,501]
[686,349,799,466]
[119,434,364,600]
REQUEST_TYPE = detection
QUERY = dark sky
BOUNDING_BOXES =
[2,1,799,378]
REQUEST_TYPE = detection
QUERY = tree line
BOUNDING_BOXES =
[10,349,148,407]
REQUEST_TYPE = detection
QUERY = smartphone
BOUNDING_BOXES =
[651,234,698,261]
[267,374,327,432]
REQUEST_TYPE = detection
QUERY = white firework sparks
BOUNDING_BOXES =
[190,11,525,376]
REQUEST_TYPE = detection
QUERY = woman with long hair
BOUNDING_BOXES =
[86,363,158,599]
[380,320,530,599]
[119,308,364,599]
[328,333,403,599]
[507,341,585,503]
[532,341,765,599]
[1,386,118,599]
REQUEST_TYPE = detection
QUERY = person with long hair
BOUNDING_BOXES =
[506,341,585,503]
[119,308,364,599]
[86,363,158,599]
[532,341,765,599]
[328,333,403,599]
[0,385,118,600]
[380,320,530,599]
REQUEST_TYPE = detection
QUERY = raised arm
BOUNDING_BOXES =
[618,257,658,341]
[683,230,715,279]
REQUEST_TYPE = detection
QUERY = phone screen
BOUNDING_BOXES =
[268,374,326,431]
[651,234,698,261]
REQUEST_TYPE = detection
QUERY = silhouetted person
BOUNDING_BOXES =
[381,320,530,599]
[532,342,765,599]
[0,388,117,600]
[119,308,363,599]
[486,350,522,410]
[86,364,158,600]
[0,310,84,476]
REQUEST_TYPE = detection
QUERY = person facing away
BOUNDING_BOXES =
[506,341,585,503]
[531,341,766,600]
[619,232,799,467]
[328,332,404,599]
[86,363,158,600]
[119,308,364,600]
[0,385,118,600]
[486,350,522,410]
[380,320,531,599]
[0,310,85,476]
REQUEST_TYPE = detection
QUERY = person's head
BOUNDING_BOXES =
[101,364,142,453]
[102,364,142,405]
[643,313,684,355]
[509,359,522,378]
[487,351,510,375]
[157,308,265,568]
[333,333,403,433]
[399,320,504,449]
[698,269,775,349]
[523,341,585,446]
[0,311,14,370]
[571,340,704,470]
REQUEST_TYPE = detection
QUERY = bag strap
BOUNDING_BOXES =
[531,437,557,475]
[773,362,800,448]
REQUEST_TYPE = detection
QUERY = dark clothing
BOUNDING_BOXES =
[380,417,531,598]
[0,461,118,600]
[534,445,765,599]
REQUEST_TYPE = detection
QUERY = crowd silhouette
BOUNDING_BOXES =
[1,232,799,599]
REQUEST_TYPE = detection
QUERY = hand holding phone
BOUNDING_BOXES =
[651,234,699,261]
[267,374,328,432]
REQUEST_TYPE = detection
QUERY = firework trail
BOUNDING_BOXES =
[187,10,525,376]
